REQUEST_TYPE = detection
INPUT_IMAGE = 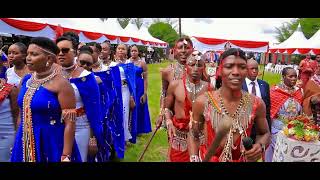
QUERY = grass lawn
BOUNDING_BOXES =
[122,62,281,162]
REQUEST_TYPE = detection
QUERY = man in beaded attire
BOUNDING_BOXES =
[163,50,209,162]
[189,48,270,162]
[156,37,194,129]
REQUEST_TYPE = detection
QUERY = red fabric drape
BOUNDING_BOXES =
[286,48,296,55]
[298,48,311,54]
[312,49,320,54]
[278,49,286,53]
[105,35,117,41]
[119,36,130,43]
[229,40,268,48]
[1,18,47,31]
[193,36,227,45]
[54,25,64,40]
[269,49,278,53]
[131,38,140,43]
[82,32,103,40]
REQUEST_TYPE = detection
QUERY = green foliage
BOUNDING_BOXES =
[117,18,131,29]
[275,18,320,42]
[148,22,179,48]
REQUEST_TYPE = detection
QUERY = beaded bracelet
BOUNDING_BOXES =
[62,109,77,122]
[190,155,201,162]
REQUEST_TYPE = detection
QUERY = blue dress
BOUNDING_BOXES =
[94,67,125,159]
[11,74,81,162]
[135,65,152,134]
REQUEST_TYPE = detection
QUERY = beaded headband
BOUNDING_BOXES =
[32,44,57,57]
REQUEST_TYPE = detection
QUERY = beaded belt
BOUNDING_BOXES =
[76,107,85,117]
[171,129,188,152]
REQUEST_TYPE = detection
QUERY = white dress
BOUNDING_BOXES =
[6,67,21,87]
[72,70,91,162]
[119,66,132,142]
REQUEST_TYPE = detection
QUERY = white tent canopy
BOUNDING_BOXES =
[138,25,167,48]
[103,18,127,37]
[308,28,320,49]
[271,24,311,49]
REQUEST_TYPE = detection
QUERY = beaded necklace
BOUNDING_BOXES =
[186,77,205,103]
[22,67,57,162]
[205,90,253,162]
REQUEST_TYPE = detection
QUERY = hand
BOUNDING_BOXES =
[140,94,147,104]
[129,96,136,109]
[88,138,98,157]
[0,78,5,86]
[244,143,262,162]
[166,119,176,139]
[156,114,164,129]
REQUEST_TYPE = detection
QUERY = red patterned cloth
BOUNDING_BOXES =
[0,83,13,104]
[270,85,303,119]
[299,59,317,88]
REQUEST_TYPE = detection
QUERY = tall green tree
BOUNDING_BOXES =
[148,22,179,47]
[275,18,320,43]
[117,18,131,29]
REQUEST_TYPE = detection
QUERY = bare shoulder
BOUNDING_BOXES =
[53,74,73,91]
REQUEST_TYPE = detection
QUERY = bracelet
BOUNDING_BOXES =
[164,108,173,116]
[89,137,97,146]
[190,155,201,162]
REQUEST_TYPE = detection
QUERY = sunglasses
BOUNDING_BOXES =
[59,48,74,54]
[79,60,93,67]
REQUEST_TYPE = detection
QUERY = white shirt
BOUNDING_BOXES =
[6,67,22,87]
[245,77,262,98]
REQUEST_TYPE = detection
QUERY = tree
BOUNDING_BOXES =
[132,18,144,29]
[148,22,179,47]
[275,18,320,43]
[117,18,131,29]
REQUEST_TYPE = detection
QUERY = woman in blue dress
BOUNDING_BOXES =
[56,34,106,162]
[129,45,151,135]
[11,37,81,162]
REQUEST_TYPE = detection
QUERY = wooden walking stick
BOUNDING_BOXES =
[137,124,161,162]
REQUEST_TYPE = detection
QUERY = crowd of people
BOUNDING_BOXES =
[0,33,152,162]
[0,33,320,162]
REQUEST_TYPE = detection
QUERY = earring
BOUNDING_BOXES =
[46,62,50,67]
